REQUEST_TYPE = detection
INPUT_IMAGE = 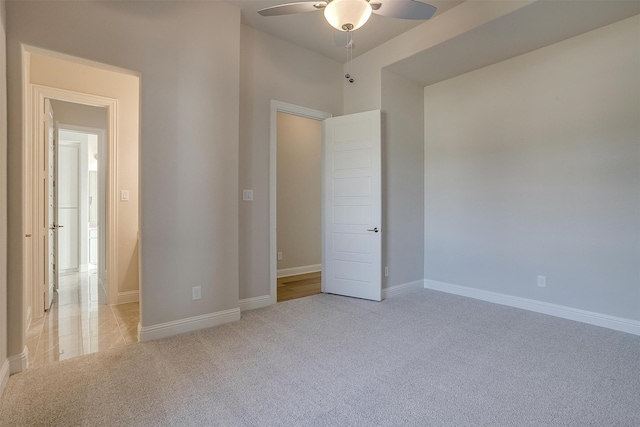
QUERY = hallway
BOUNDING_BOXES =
[25,271,139,368]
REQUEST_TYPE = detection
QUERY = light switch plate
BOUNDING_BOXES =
[120,190,129,201]
[537,275,546,288]
[243,189,253,201]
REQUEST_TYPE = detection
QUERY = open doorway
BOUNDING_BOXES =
[24,99,139,367]
[276,112,323,302]
[56,121,107,302]
[21,48,141,370]
[270,102,383,305]
[269,101,331,304]
[53,103,108,281]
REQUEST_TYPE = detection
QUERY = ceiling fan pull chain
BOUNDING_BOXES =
[345,31,355,83]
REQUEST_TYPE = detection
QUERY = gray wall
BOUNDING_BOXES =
[6,1,241,354]
[0,0,8,392]
[238,25,342,300]
[381,70,425,288]
[424,16,640,320]
[276,112,322,272]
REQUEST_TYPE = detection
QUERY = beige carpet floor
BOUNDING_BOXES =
[1,290,639,426]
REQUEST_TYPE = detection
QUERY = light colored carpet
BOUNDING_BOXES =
[1,289,639,426]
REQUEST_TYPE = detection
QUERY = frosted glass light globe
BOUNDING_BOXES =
[324,0,372,32]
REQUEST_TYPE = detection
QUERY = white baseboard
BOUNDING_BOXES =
[239,295,272,311]
[9,346,28,374]
[424,279,640,336]
[277,264,321,278]
[0,359,10,396]
[116,290,139,305]
[382,280,424,299]
[138,307,241,342]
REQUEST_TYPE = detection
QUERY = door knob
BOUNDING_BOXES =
[367,227,379,233]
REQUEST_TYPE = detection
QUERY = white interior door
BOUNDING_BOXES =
[45,99,57,310]
[58,142,80,271]
[323,110,382,301]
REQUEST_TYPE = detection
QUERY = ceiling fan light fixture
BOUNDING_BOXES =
[324,0,372,32]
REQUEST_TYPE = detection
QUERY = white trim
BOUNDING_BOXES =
[9,346,28,374]
[269,100,332,306]
[239,295,272,311]
[0,359,10,395]
[382,280,424,299]
[277,264,321,278]
[116,290,139,305]
[138,308,241,342]
[22,47,34,324]
[424,279,640,336]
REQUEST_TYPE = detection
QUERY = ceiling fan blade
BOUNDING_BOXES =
[371,0,437,20]
[258,2,326,17]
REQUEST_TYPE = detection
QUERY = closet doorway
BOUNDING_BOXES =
[274,107,326,302]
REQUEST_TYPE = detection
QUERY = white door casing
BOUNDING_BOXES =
[322,110,382,301]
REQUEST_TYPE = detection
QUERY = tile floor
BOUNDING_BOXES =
[25,270,139,368]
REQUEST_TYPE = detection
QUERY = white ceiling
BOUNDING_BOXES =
[226,0,464,63]
[228,0,639,86]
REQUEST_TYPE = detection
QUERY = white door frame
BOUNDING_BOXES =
[269,100,331,304]
[24,84,119,316]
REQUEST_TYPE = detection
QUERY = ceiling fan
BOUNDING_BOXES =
[258,0,437,32]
